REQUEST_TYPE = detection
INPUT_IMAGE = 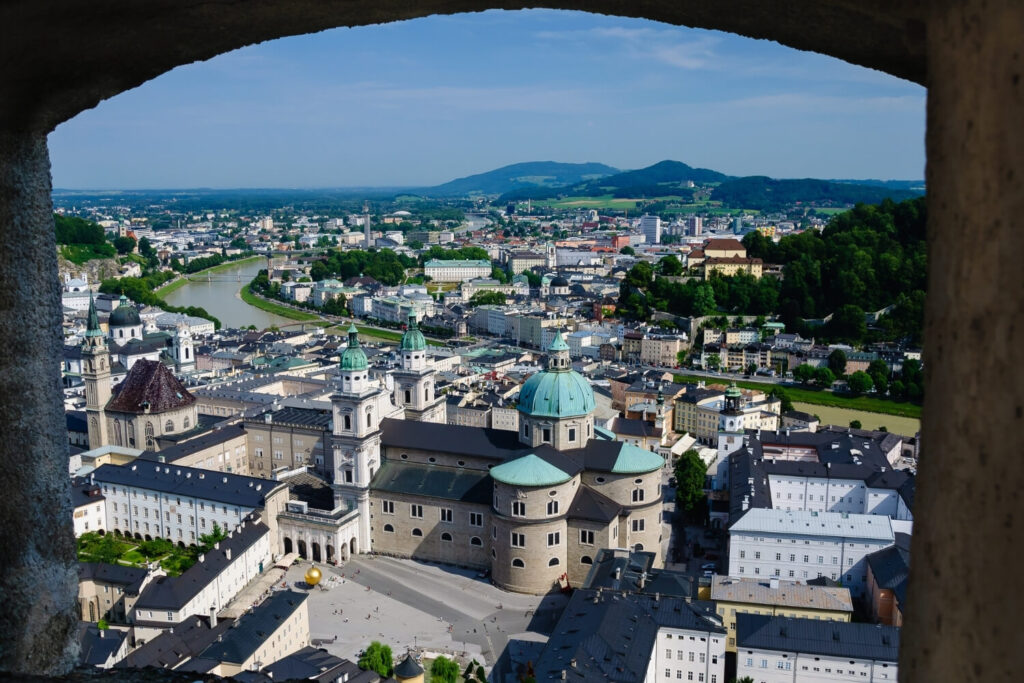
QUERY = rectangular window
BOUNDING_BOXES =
[632,519,645,532]
[580,529,594,545]
[632,489,645,502]
[568,428,576,441]
[511,532,525,548]
[547,500,559,515]
[547,531,560,547]
[542,428,551,442]
[382,501,395,515]
[410,504,423,519]
[511,501,526,517]
[440,508,453,523]
[469,512,483,526]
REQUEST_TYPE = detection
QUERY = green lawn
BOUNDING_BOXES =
[239,286,321,321]
[672,374,922,419]
[76,532,199,577]
[532,195,686,210]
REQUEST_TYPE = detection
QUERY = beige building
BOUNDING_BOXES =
[78,563,150,624]
[244,406,332,478]
[703,238,747,259]
[365,334,666,594]
[639,334,688,367]
[152,425,249,475]
[702,256,764,279]
[710,575,853,651]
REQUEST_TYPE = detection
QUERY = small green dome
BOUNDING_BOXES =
[339,324,368,371]
[109,295,141,327]
[725,382,742,399]
[490,454,571,487]
[399,314,426,352]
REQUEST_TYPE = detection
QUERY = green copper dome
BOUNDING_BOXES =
[109,295,141,327]
[399,314,426,352]
[725,382,742,399]
[339,324,368,371]
[611,442,665,474]
[490,454,571,487]
[517,332,595,419]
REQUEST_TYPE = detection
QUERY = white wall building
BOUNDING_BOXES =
[735,614,899,683]
[423,259,491,283]
[728,509,894,597]
[640,214,662,245]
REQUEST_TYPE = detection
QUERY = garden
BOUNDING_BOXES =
[77,525,227,577]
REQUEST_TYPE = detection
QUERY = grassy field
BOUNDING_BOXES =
[672,374,922,419]
[76,532,198,577]
[239,286,320,322]
[791,402,921,436]
[532,195,685,210]
[156,255,263,296]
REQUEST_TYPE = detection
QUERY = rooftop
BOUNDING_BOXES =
[198,590,308,664]
[711,575,853,612]
[736,613,899,662]
[730,508,895,542]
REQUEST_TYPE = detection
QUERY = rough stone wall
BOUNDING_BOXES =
[0,132,79,674]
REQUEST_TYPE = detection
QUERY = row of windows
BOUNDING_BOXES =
[739,550,852,566]
[663,672,714,682]
[663,651,717,664]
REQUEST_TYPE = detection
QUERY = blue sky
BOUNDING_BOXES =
[48,10,926,189]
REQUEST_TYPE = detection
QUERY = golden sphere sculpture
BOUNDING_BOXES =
[304,566,322,586]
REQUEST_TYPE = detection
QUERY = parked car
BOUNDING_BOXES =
[701,562,717,571]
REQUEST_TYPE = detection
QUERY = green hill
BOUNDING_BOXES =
[573,159,731,196]
[711,176,923,211]
[422,161,619,197]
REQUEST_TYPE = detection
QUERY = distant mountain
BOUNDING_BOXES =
[420,161,619,198]
[710,176,924,210]
[574,159,732,195]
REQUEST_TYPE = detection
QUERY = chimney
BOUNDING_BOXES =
[614,567,622,580]
[209,606,217,628]
[199,554,205,563]
[570,658,577,669]
[561,670,566,680]
[225,548,232,561]
[770,578,780,590]
[638,572,647,590]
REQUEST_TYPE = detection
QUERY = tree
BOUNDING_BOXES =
[676,350,688,367]
[138,236,157,259]
[745,362,757,376]
[358,641,393,678]
[620,246,635,255]
[673,450,708,517]
[706,353,721,371]
[847,370,874,395]
[814,367,836,387]
[430,656,460,683]
[469,291,507,306]
[229,235,248,250]
[463,660,487,683]
[113,235,136,255]
[768,387,794,413]
[657,255,683,276]
[793,363,816,384]
[490,266,510,283]
[826,304,867,344]
[849,420,863,429]
[408,240,424,250]
[827,349,847,377]
[867,359,890,395]
[198,522,227,552]
[732,678,755,683]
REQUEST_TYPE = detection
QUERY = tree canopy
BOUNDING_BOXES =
[309,248,415,286]
[673,449,707,517]
[358,642,393,678]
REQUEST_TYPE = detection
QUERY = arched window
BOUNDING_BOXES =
[634,543,644,552]
[404,389,411,404]
[145,421,154,447]
[183,416,190,429]
[411,528,423,537]
[441,532,453,542]
[511,558,525,568]
[343,415,351,430]
[424,383,430,401]
[126,422,135,447]
[470,536,482,546]
[113,420,122,446]
[580,555,593,565]
[365,407,373,428]
[383,524,394,533]
[548,557,560,567]
[164,419,173,432]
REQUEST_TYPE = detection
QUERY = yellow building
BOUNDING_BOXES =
[710,576,853,651]
[702,256,764,279]
[394,653,425,682]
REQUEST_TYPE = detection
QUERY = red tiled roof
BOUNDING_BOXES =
[107,360,195,413]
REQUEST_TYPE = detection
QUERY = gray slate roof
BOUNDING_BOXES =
[78,562,148,595]
[736,614,899,662]
[116,614,235,670]
[91,461,283,508]
[582,548,692,598]
[138,425,246,464]
[372,461,492,505]
[198,590,308,664]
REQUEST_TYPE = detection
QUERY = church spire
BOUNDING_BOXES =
[85,292,102,337]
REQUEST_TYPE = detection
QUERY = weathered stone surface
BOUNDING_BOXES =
[904,1,1024,681]
[0,0,926,133]
[0,132,79,674]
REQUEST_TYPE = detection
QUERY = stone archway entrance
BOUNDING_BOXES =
[283,537,293,555]
[297,540,308,559]
[1,2,1023,680]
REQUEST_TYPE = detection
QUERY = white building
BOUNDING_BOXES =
[640,214,662,245]
[131,516,272,638]
[90,462,288,547]
[735,614,899,683]
[423,259,491,283]
[727,509,894,597]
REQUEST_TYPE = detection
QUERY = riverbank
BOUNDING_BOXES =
[238,285,320,322]
[791,402,921,436]
[155,255,263,297]
[672,374,921,419]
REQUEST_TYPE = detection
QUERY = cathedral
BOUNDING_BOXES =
[319,317,666,594]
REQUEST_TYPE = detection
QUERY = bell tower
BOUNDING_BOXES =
[81,294,111,449]
[172,322,195,374]
[392,314,445,423]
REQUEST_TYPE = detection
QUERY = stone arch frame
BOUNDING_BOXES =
[0,2,1020,679]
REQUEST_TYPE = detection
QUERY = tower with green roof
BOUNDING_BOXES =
[717,381,748,460]
[391,314,445,423]
[516,330,596,450]
[330,323,387,552]
[81,292,111,449]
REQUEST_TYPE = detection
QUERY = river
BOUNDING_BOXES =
[162,259,295,330]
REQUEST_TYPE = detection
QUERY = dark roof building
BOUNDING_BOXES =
[107,359,196,414]
[197,590,308,668]
[91,461,285,509]
[78,562,148,596]
[582,548,692,598]
[735,613,899,663]
[116,615,235,670]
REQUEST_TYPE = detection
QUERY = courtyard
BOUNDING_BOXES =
[282,555,569,680]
